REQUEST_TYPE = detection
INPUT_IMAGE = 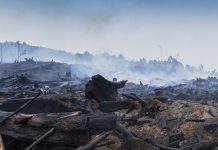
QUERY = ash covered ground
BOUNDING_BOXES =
[0,48,218,150]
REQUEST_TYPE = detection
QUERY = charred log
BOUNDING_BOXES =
[0,111,117,147]
[0,111,117,131]
[98,100,132,112]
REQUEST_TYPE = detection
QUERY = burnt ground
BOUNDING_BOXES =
[121,77,218,102]
[0,61,217,150]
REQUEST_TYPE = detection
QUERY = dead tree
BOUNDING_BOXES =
[85,74,127,102]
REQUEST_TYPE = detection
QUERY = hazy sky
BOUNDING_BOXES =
[0,0,218,70]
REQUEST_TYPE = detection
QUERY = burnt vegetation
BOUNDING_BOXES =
[0,58,217,150]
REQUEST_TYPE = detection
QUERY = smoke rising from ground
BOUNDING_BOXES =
[0,42,217,86]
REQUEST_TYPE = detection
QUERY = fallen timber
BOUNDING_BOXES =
[0,90,42,124]
[0,73,218,150]
[0,111,117,147]
[24,128,55,150]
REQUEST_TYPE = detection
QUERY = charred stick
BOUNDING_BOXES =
[185,119,205,122]
[130,93,145,103]
[124,104,135,114]
[75,130,113,150]
[0,90,42,124]
[57,111,81,120]
[155,143,184,150]
[192,142,218,150]
[137,134,184,150]
[122,93,146,104]
[167,118,178,122]
[96,140,116,147]
[25,128,55,150]
[160,108,169,112]
[115,123,133,138]
[119,104,135,120]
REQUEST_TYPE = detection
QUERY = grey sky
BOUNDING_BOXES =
[0,0,218,70]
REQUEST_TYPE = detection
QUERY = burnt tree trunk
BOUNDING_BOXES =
[0,111,117,147]
[85,74,127,102]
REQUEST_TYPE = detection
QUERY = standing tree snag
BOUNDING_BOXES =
[85,74,127,102]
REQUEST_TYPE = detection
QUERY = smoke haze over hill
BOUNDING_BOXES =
[0,41,217,85]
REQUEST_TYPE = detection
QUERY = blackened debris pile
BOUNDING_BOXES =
[120,77,218,102]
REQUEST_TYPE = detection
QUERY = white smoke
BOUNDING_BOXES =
[0,42,217,86]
